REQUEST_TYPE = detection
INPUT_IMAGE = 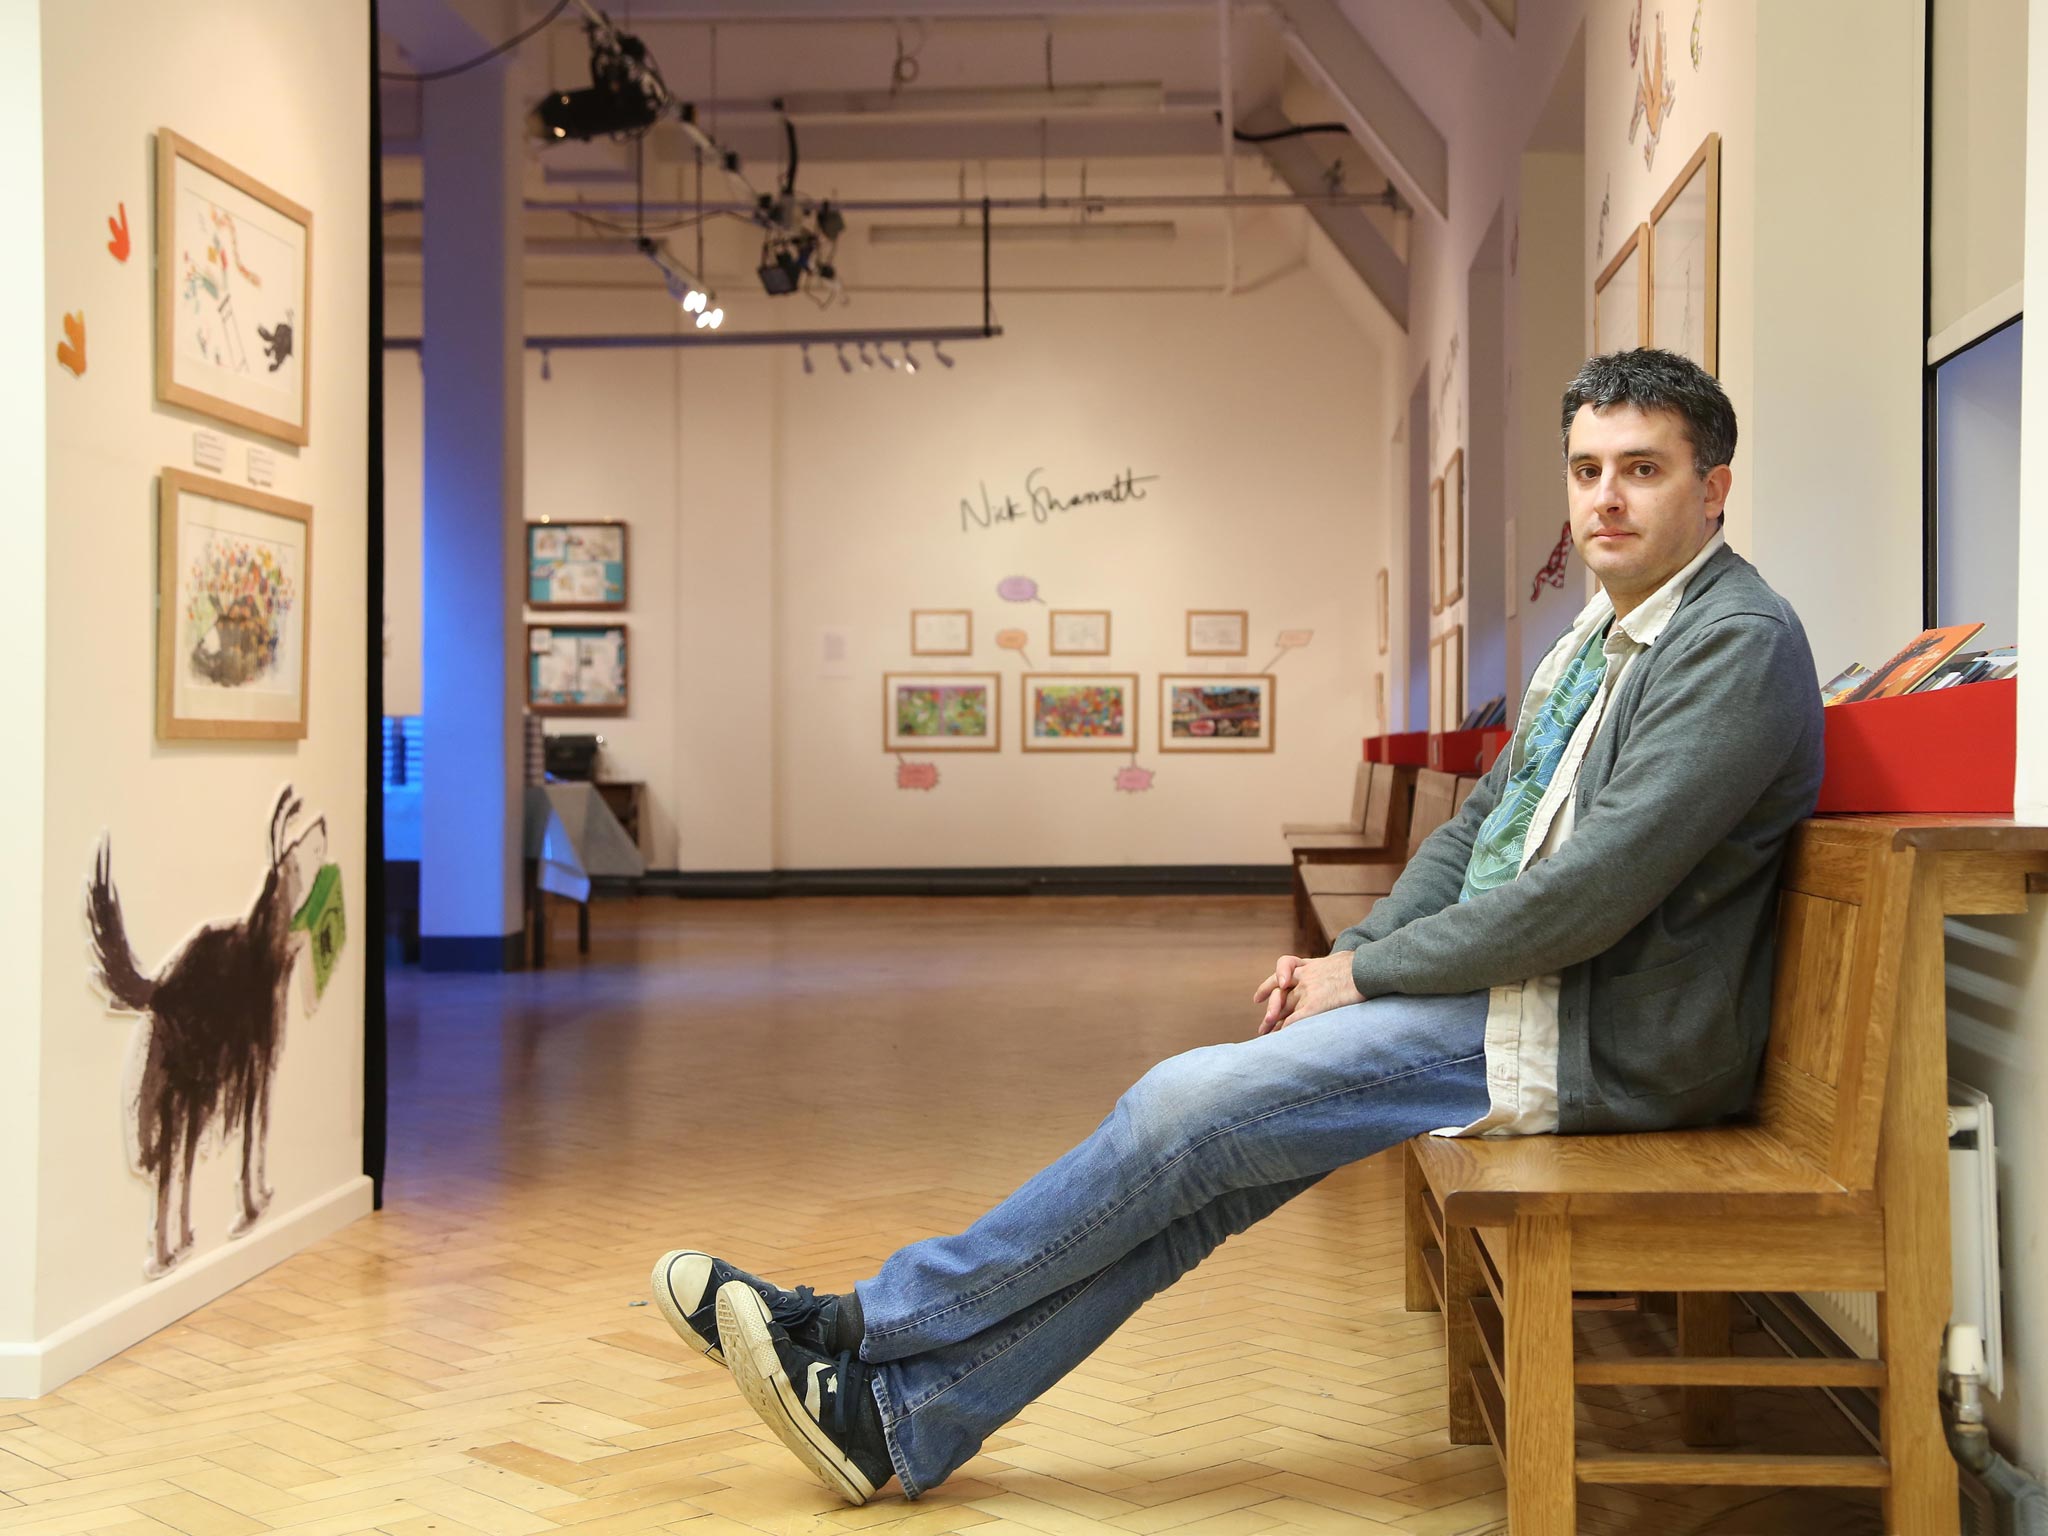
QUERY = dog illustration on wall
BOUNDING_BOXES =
[86,787,345,1280]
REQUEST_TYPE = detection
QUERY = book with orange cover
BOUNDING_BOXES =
[1838,623,1985,703]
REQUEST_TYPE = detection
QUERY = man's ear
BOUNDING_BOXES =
[1703,463,1733,522]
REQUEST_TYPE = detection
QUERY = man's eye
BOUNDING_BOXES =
[1632,463,1657,476]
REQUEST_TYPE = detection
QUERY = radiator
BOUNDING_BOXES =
[1799,1079,2003,1396]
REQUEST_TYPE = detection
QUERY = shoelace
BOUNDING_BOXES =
[822,1349,859,1438]
[766,1284,830,1330]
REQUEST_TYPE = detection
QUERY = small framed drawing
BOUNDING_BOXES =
[157,468,312,741]
[1649,132,1722,374]
[1430,625,1466,730]
[1186,609,1248,657]
[1373,671,1387,733]
[1441,449,1466,607]
[1429,477,1446,614]
[1375,570,1389,655]
[528,623,628,715]
[528,521,627,609]
[156,130,313,446]
[884,672,1000,751]
[911,609,973,656]
[1022,673,1139,752]
[1594,220,1650,353]
[1159,673,1275,752]
[1049,610,1112,656]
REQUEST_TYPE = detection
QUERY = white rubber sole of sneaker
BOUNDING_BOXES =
[717,1280,879,1507]
[650,1251,725,1367]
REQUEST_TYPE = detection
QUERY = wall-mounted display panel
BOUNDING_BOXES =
[1159,674,1276,752]
[1594,221,1650,354]
[1375,572,1389,654]
[1186,610,1248,656]
[1049,610,1111,656]
[910,609,973,656]
[528,623,628,715]
[1649,132,1721,373]
[1441,449,1466,608]
[528,522,627,609]
[883,671,1000,751]
[1022,673,1138,751]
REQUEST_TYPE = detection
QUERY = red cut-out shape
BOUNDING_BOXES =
[1114,765,1155,793]
[896,761,940,791]
[107,202,131,263]
[1530,519,1571,602]
[56,311,87,376]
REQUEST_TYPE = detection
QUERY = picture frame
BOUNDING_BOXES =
[910,609,973,656]
[1430,625,1466,732]
[1648,132,1722,374]
[1049,609,1112,656]
[1021,673,1139,752]
[1374,671,1387,734]
[1429,477,1446,614]
[1428,634,1444,732]
[1441,449,1466,608]
[528,521,628,609]
[1593,220,1651,354]
[883,671,1001,752]
[527,622,628,715]
[156,129,313,446]
[1375,571,1389,655]
[1159,673,1276,753]
[157,468,313,741]
[1185,610,1249,657]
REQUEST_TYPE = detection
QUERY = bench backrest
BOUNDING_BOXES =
[1363,762,1413,850]
[1407,770,1462,857]
[1343,761,1373,831]
[1452,776,1479,813]
[1752,819,1916,1193]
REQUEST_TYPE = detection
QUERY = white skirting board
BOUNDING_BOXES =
[0,1176,375,1401]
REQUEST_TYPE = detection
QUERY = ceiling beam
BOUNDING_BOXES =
[1243,102,1407,329]
[1272,0,1448,220]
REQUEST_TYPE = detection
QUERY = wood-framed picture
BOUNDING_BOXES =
[157,468,312,741]
[1441,449,1466,608]
[1429,625,1466,732]
[156,129,313,446]
[1159,673,1276,752]
[1185,609,1248,657]
[528,623,628,715]
[1593,220,1650,354]
[528,521,627,609]
[910,609,973,656]
[883,671,1001,751]
[1375,571,1389,655]
[1022,673,1139,752]
[1648,131,1722,374]
[1429,477,1446,614]
[1049,609,1112,656]
[1374,671,1387,733]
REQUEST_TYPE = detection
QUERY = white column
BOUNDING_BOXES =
[2019,0,2048,819]
[419,55,526,967]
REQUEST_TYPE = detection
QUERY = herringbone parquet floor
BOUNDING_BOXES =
[3,895,1885,1535]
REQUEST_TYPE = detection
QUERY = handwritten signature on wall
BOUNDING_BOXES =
[960,466,1160,533]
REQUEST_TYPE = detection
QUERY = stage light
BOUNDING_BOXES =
[932,342,955,369]
[858,342,875,370]
[902,343,918,374]
[878,345,899,371]
[836,343,852,374]
[529,18,668,143]
[801,344,814,375]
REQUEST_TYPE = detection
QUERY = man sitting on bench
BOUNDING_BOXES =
[650,347,1825,1507]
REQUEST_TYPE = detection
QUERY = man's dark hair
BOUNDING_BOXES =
[1559,348,1737,478]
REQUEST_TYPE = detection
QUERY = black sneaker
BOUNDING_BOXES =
[717,1278,895,1506]
[650,1250,838,1368]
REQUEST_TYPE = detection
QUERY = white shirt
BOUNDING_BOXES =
[1441,529,1728,1137]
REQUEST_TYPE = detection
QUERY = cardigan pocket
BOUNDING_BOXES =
[1589,949,1737,1101]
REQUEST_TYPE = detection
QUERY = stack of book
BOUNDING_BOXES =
[1457,695,1510,731]
[1820,623,2017,707]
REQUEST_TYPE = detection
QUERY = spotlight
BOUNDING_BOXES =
[878,345,899,371]
[529,20,668,143]
[932,342,955,369]
[836,343,852,374]
[902,343,918,375]
[682,289,707,314]
[801,344,814,375]
[540,348,552,382]
[858,342,875,370]
[758,246,805,296]
[693,306,724,330]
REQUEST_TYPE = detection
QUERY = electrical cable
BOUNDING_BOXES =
[1226,118,1353,143]
[380,0,572,81]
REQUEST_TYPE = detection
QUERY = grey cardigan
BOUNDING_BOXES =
[1334,544,1824,1133]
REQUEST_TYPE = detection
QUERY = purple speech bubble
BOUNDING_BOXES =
[997,575,1040,602]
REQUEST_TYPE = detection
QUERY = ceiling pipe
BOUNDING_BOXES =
[379,190,1402,216]
[383,325,1003,353]
[1218,0,1235,296]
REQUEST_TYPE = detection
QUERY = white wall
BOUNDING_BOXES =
[1932,0,2028,347]
[5,0,371,1399]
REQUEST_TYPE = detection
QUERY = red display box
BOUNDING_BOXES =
[1815,679,2016,814]
[1480,729,1513,772]
[1381,731,1429,766]
[1363,735,1384,762]
[1430,729,1488,773]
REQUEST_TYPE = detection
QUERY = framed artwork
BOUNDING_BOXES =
[883,672,1000,751]
[1429,477,1446,614]
[156,129,313,446]
[1649,132,1722,374]
[1441,449,1466,608]
[1594,221,1651,354]
[1374,671,1387,733]
[528,623,628,715]
[1375,571,1389,655]
[1428,635,1443,732]
[1430,625,1466,731]
[528,521,627,609]
[157,468,312,741]
[1505,518,1518,618]
[1159,673,1276,753]
[1049,610,1112,656]
[910,609,973,656]
[1022,673,1139,752]
[1186,610,1248,656]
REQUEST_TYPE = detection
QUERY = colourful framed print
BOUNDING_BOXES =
[1022,673,1138,752]
[528,623,628,715]
[157,468,312,741]
[1649,132,1721,373]
[883,672,1000,751]
[528,521,628,609]
[1049,610,1112,656]
[156,129,313,446]
[1159,673,1275,752]
[1186,610,1248,657]
[911,609,973,655]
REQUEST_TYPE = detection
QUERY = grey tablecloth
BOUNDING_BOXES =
[524,783,646,902]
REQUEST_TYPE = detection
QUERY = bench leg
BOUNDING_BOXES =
[1291,863,1316,955]
[1677,1292,1735,1446]
[1443,1221,1488,1444]
[1506,1213,1575,1536]
[1403,1146,1438,1314]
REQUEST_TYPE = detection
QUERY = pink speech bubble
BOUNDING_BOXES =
[896,761,940,791]
[995,628,1030,650]
[997,575,1040,602]
[1114,765,1156,793]
[1275,629,1315,649]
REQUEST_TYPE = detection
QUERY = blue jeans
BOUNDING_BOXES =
[853,991,1491,1497]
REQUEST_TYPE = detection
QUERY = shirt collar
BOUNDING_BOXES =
[1568,526,1727,649]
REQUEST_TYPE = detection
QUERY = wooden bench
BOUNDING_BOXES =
[1281,760,1374,839]
[1297,769,1467,953]
[1401,816,2048,1535]
[1286,763,1415,950]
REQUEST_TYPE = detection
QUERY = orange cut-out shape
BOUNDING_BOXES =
[897,761,940,791]
[107,202,131,262]
[56,311,87,376]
